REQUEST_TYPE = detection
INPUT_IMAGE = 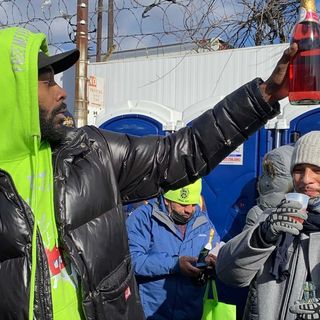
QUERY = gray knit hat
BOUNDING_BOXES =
[291,131,320,172]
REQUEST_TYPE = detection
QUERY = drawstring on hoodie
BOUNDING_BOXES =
[29,135,39,320]
[28,136,59,320]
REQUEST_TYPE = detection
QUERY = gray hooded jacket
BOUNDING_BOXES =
[244,145,294,229]
[216,145,315,320]
[216,224,320,320]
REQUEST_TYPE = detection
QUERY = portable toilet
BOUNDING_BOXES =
[96,96,261,241]
[96,100,182,136]
[277,104,320,145]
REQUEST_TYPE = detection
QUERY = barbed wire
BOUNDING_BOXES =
[0,0,305,57]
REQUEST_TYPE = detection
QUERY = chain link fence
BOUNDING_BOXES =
[0,0,238,56]
[0,0,305,58]
[0,0,75,52]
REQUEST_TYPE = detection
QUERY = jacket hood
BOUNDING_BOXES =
[0,27,47,162]
[257,144,294,209]
[0,29,52,320]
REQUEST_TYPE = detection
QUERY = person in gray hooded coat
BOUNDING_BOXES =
[244,144,294,230]
[216,132,320,320]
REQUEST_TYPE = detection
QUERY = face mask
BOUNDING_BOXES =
[170,211,192,224]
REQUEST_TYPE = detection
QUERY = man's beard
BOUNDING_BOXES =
[39,103,68,144]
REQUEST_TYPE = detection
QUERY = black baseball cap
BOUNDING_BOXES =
[38,49,80,74]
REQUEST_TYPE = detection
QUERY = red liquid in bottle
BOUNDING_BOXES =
[289,21,320,105]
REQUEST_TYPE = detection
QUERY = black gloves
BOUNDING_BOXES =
[290,300,320,319]
[260,200,308,244]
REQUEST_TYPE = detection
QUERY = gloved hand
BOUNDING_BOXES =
[260,200,308,244]
[289,300,320,319]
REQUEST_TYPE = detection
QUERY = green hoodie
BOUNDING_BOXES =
[0,27,82,320]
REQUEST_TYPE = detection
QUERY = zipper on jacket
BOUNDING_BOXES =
[279,239,300,320]
[37,236,52,320]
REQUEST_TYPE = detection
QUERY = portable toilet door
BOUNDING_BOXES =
[99,114,166,136]
[284,108,320,144]
[182,99,263,242]
[200,131,260,242]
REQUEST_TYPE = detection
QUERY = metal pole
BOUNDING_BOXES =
[74,0,88,127]
[107,0,114,52]
[96,0,103,62]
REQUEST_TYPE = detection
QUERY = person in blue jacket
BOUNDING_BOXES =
[126,179,219,320]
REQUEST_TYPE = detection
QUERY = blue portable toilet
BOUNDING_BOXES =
[96,98,276,241]
[200,134,260,241]
[285,108,320,143]
[184,98,263,242]
[99,114,165,136]
[96,100,181,137]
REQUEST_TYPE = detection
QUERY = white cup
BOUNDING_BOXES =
[285,192,310,223]
[285,192,310,210]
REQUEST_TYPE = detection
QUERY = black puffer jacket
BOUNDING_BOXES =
[0,78,279,319]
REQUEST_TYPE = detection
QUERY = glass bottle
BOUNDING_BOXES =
[197,228,215,267]
[289,0,320,105]
[302,281,318,303]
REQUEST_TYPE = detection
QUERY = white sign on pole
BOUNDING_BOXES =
[88,75,104,125]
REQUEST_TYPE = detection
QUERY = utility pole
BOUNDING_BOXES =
[74,0,88,127]
[107,0,114,52]
[96,0,103,62]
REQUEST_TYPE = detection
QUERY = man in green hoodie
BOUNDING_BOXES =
[0,26,297,320]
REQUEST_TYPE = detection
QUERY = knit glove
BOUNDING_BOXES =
[290,300,320,319]
[260,200,308,244]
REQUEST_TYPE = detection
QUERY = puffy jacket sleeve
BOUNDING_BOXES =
[126,205,179,276]
[215,224,276,287]
[96,78,280,202]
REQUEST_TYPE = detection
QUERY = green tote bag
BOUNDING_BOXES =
[201,280,236,320]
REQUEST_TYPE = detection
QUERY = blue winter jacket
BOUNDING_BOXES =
[126,197,220,320]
